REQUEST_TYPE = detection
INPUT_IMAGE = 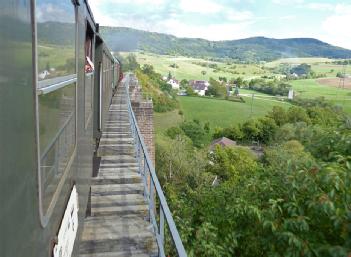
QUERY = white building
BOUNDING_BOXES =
[38,70,50,80]
[190,80,209,96]
[167,78,180,90]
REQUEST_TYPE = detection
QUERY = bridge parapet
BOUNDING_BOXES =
[128,76,155,165]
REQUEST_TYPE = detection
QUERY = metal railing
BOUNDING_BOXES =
[124,74,187,257]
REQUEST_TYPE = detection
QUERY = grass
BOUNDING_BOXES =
[154,110,183,133]
[146,54,351,134]
[154,96,289,145]
[129,52,273,81]
[179,96,288,128]
[290,79,351,113]
[265,58,334,68]
[265,57,351,77]
[38,44,75,76]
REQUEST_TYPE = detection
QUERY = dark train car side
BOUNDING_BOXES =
[0,1,121,257]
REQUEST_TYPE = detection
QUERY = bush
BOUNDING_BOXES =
[208,145,258,180]
[180,120,207,148]
[165,126,185,140]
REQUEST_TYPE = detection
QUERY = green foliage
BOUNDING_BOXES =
[206,78,226,98]
[165,126,185,140]
[122,53,140,71]
[208,146,258,180]
[170,63,179,68]
[287,106,311,124]
[242,119,263,141]
[264,140,316,171]
[155,92,351,256]
[213,126,244,141]
[180,120,208,148]
[248,78,291,96]
[290,63,311,75]
[180,79,189,88]
[136,66,178,112]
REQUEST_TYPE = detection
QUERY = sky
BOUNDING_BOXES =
[89,0,351,50]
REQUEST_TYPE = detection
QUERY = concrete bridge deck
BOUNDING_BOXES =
[79,84,158,257]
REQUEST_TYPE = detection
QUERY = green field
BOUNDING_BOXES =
[131,52,273,81]
[145,54,351,133]
[265,57,334,68]
[154,110,183,133]
[154,96,289,133]
[131,53,351,82]
[265,57,351,77]
[290,79,351,113]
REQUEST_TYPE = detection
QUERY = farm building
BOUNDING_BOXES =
[190,80,209,96]
[167,78,180,89]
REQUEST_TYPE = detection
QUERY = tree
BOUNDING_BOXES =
[165,126,185,140]
[180,79,188,88]
[242,119,262,142]
[168,71,172,80]
[124,54,139,71]
[336,72,344,78]
[206,78,226,98]
[141,64,154,75]
[257,117,278,143]
[268,106,288,126]
[235,77,244,88]
[290,63,311,76]
[180,120,207,147]
[219,76,227,82]
[287,106,311,124]
[201,70,207,76]
[234,86,239,96]
[208,146,258,180]
[264,140,316,171]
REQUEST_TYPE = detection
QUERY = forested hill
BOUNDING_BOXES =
[100,26,351,62]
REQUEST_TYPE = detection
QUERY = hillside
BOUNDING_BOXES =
[100,26,351,62]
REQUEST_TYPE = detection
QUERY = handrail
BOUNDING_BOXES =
[124,74,187,257]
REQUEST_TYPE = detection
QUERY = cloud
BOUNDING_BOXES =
[163,19,254,40]
[304,3,334,11]
[178,0,223,14]
[321,4,351,50]
[226,10,254,21]
[271,0,304,5]
[90,0,165,5]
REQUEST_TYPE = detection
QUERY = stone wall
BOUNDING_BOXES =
[129,82,155,165]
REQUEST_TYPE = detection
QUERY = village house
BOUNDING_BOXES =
[167,78,180,90]
[189,80,209,96]
[210,137,237,151]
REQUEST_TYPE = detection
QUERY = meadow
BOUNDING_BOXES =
[141,53,351,133]
[131,52,273,81]
[154,95,289,133]
[132,53,351,81]
[289,79,351,113]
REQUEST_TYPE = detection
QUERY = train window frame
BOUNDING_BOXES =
[84,21,95,129]
[34,0,78,228]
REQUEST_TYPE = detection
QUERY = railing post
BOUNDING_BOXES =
[149,177,154,223]
[160,206,165,246]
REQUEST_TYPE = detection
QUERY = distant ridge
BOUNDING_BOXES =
[100,26,351,62]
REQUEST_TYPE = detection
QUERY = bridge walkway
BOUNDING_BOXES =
[79,84,158,257]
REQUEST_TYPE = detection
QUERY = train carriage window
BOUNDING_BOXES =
[84,24,94,127]
[36,0,77,222]
[85,25,94,73]
[36,1,75,81]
